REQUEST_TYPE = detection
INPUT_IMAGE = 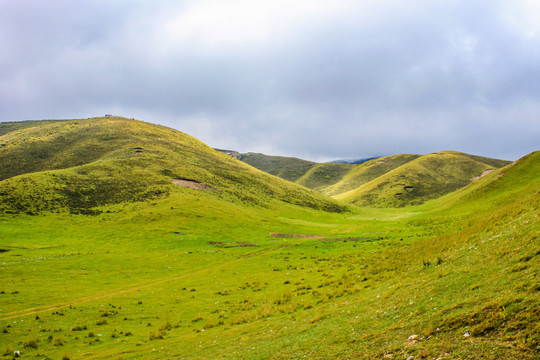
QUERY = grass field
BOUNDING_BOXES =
[0,119,538,359]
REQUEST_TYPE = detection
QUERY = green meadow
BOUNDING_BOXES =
[0,118,538,359]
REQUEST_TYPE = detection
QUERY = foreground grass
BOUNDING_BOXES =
[0,183,538,359]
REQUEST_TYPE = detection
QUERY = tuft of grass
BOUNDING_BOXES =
[23,338,39,349]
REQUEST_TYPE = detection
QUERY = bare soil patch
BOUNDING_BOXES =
[318,237,377,242]
[473,169,495,181]
[172,179,215,190]
[209,241,259,248]
[269,232,324,239]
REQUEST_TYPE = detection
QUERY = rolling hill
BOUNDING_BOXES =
[0,117,348,215]
[335,151,511,207]
[238,152,317,183]
[0,117,537,360]
[238,151,511,207]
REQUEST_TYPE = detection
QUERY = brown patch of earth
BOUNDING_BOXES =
[319,237,377,242]
[172,179,215,190]
[473,169,495,181]
[209,241,259,248]
[269,232,325,239]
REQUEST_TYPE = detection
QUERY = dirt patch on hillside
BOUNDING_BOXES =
[473,169,495,181]
[172,179,215,190]
[209,241,259,248]
[319,237,377,242]
[270,232,325,239]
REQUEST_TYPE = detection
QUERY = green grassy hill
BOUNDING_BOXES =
[238,152,317,183]
[321,154,421,196]
[333,151,510,207]
[296,162,353,191]
[0,118,537,359]
[0,120,65,137]
[0,117,348,215]
[238,151,510,207]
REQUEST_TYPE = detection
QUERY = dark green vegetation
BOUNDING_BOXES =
[238,153,317,183]
[0,118,538,359]
[239,151,511,207]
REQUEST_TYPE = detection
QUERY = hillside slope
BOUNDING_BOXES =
[333,151,510,207]
[238,152,317,182]
[0,117,348,215]
[239,150,511,207]
[321,153,421,196]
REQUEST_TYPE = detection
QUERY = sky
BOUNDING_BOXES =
[1,0,539,161]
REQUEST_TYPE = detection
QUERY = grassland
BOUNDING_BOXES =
[0,118,538,359]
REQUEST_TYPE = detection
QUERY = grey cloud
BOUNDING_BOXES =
[0,1,538,161]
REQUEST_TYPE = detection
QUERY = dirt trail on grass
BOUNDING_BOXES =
[0,244,287,321]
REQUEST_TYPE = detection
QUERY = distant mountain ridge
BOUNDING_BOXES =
[331,156,380,164]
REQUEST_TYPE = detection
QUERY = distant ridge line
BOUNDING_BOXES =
[331,156,380,164]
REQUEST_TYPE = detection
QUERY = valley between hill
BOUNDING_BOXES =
[0,117,538,359]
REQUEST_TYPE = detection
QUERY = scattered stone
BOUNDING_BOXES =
[407,334,418,341]
[406,356,414,360]
[464,332,470,337]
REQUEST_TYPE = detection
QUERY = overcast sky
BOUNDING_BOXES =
[1,0,539,161]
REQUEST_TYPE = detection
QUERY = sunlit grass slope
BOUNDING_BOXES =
[0,120,64,137]
[322,154,420,196]
[0,117,347,215]
[336,151,511,207]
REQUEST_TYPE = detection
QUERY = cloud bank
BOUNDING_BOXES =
[1,0,539,160]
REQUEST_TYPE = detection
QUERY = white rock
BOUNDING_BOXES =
[407,334,418,341]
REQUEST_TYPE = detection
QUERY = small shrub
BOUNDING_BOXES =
[23,338,39,349]
[53,337,65,346]
[149,330,165,340]
[159,322,172,331]
[191,315,203,323]
[3,348,14,356]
